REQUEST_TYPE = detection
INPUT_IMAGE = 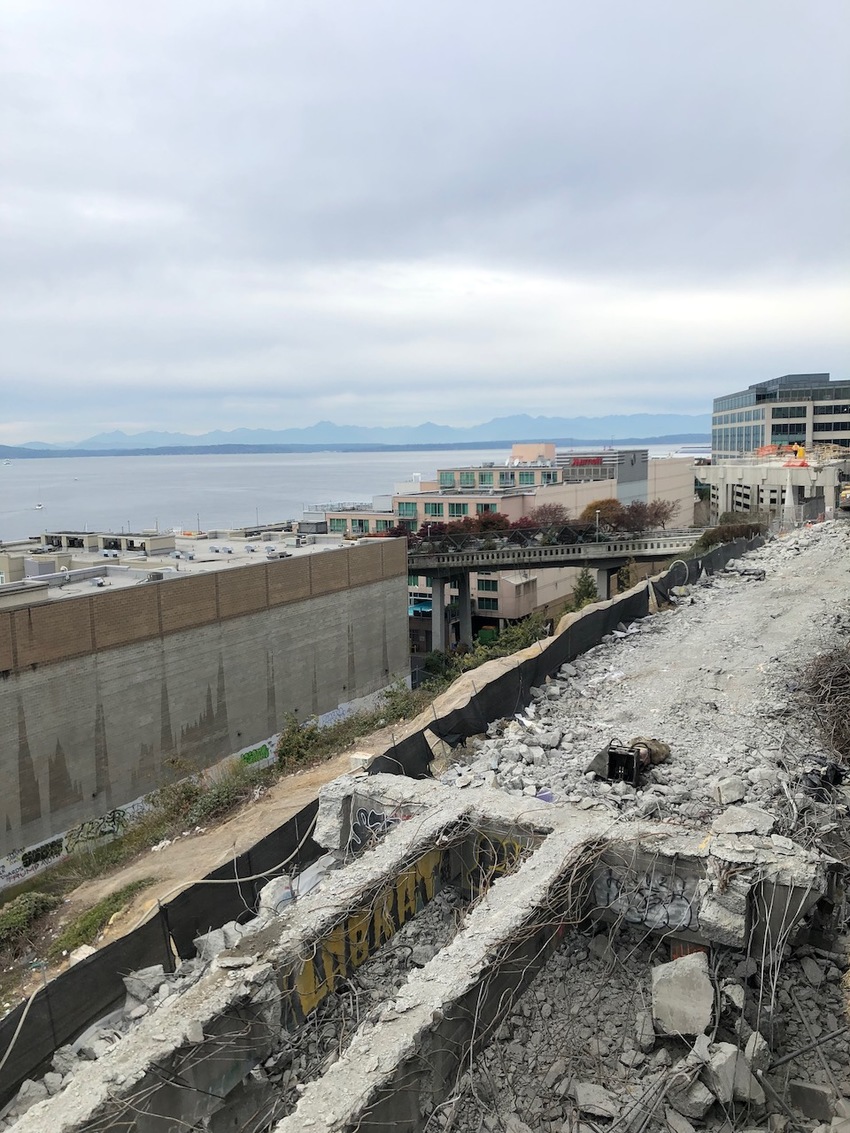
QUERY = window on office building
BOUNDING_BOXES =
[478,597,499,611]
[459,472,475,488]
[478,471,493,487]
[477,578,498,591]
[329,518,347,533]
[476,503,497,514]
[408,573,420,586]
[397,502,418,518]
[375,519,393,531]
[448,503,468,517]
[351,519,370,534]
[424,502,444,517]
[499,471,515,487]
[439,472,455,488]
[518,470,535,485]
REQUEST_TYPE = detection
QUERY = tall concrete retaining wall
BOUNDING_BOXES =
[0,541,409,859]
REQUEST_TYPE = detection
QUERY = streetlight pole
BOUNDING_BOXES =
[595,509,600,542]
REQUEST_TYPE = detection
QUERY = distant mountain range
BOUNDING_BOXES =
[10,413,710,455]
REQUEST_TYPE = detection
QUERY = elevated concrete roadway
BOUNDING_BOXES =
[408,531,699,650]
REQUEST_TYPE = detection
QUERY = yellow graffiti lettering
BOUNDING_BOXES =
[295,954,328,1017]
[415,849,441,902]
[321,925,348,991]
[396,867,418,925]
[348,909,371,968]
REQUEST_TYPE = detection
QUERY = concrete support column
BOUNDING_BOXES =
[456,574,473,648]
[431,577,446,652]
[595,567,617,601]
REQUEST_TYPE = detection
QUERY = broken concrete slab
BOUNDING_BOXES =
[701,1042,738,1104]
[712,776,747,805]
[711,805,775,836]
[651,953,713,1037]
[789,1080,835,1122]
[121,963,166,1002]
[573,1081,618,1118]
[668,1076,716,1119]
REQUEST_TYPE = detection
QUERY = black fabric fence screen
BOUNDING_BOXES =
[0,800,322,1104]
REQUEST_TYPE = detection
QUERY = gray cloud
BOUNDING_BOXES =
[1,0,848,442]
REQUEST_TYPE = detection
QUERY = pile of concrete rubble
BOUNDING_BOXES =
[444,524,850,848]
[446,927,850,1133]
[434,522,850,1130]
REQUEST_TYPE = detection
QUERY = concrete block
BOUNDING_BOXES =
[349,752,372,772]
[702,1042,737,1103]
[668,1078,716,1119]
[257,875,293,918]
[713,776,746,804]
[711,806,775,835]
[573,1082,618,1118]
[733,1057,766,1106]
[635,1009,655,1053]
[193,928,228,961]
[652,953,713,1036]
[665,1110,697,1133]
[744,1031,771,1074]
[802,955,826,986]
[789,1080,834,1121]
[122,964,166,1002]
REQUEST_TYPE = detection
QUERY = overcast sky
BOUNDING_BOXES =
[1,1,847,443]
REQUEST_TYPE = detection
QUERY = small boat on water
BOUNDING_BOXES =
[34,503,43,510]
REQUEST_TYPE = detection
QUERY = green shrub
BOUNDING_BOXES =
[0,892,60,952]
[275,712,322,771]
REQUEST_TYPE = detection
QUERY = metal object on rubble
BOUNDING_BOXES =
[605,742,642,787]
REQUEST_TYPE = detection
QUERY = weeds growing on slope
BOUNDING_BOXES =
[48,879,154,958]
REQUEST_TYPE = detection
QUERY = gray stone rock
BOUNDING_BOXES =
[711,805,775,835]
[802,956,826,987]
[712,776,746,805]
[122,964,166,1002]
[702,1042,738,1103]
[788,1080,834,1121]
[43,1072,63,1095]
[652,953,713,1037]
[664,1109,697,1133]
[635,1009,655,1053]
[668,1078,715,1119]
[744,1031,771,1074]
[573,1082,618,1118]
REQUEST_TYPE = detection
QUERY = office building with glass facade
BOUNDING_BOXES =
[712,373,850,460]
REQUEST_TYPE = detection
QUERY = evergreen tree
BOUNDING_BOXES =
[571,567,598,609]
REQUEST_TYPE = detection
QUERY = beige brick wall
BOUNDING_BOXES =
[13,600,94,668]
[0,541,406,675]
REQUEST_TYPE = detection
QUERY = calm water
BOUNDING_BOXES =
[0,446,680,540]
[0,449,511,539]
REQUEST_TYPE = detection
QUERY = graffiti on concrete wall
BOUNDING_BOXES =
[592,865,700,932]
[348,808,399,853]
[0,802,144,888]
[291,847,443,1018]
[64,808,129,853]
[240,743,270,766]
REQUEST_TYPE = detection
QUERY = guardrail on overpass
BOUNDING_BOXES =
[408,532,698,575]
[406,528,703,652]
